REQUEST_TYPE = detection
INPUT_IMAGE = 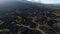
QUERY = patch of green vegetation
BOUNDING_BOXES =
[0,29,10,32]
[0,20,4,25]
[55,13,60,16]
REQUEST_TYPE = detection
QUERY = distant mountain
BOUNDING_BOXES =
[0,1,60,18]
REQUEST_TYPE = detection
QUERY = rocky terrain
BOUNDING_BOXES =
[0,1,60,34]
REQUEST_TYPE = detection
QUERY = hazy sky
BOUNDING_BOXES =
[27,0,60,4]
[0,0,60,4]
[40,0,60,4]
